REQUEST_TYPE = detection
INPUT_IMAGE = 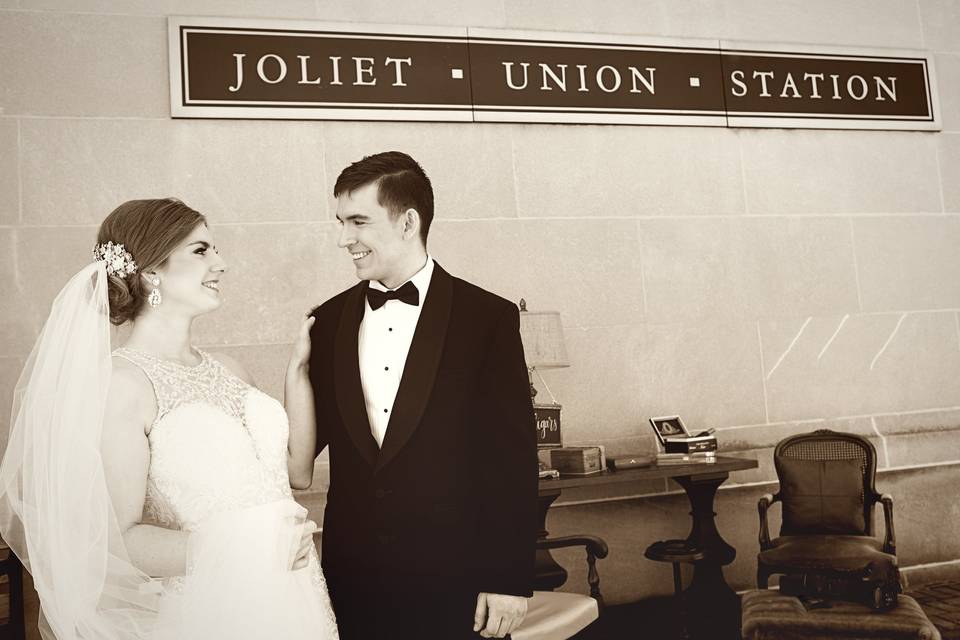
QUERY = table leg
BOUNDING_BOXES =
[673,472,740,640]
[534,489,568,591]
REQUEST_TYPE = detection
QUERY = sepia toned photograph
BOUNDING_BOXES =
[0,2,958,640]
[649,415,690,444]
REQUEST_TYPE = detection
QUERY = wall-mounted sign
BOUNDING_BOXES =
[169,17,940,130]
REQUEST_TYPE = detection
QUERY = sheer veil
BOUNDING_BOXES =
[0,262,159,639]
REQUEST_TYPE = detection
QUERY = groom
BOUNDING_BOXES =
[308,151,538,639]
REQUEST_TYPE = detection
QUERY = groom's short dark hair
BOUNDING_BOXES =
[334,151,434,245]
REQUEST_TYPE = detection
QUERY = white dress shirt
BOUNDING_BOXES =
[358,256,435,447]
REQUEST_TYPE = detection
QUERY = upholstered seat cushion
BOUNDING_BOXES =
[512,591,599,640]
[759,535,894,572]
[741,590,941,640]
[778,457,865,534]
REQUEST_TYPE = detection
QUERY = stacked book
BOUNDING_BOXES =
[656,451,717,465]
[649,416,719,465]
[657,432,718,464]
[662,433,718,454]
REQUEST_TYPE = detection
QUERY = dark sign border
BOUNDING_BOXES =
[168,17,941,131]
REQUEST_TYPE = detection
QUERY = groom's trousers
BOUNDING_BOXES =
[327,574,487,640]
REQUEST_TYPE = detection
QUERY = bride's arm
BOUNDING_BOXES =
[101,363,189,578]
[285,315,317,489]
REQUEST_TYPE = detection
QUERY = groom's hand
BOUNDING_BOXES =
[473,592,528,638]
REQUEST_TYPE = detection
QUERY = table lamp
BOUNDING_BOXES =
[518,299,569,449]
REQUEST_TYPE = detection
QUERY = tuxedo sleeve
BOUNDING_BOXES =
[474,303,538,597]
[309,306,330,458]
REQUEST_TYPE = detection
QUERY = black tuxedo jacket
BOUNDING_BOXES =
[309,263,537,600]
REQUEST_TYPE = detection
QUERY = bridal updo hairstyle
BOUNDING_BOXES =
[96,198,206,325]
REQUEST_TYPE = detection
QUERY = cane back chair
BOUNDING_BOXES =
[757,429,897,593]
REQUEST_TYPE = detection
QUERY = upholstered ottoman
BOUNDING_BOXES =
[741,589,941,640]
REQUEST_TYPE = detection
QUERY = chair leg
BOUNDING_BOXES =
[672,562,690,640]
[757,567,770,589]
[9,556,25,640]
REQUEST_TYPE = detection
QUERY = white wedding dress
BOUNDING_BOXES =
[113,347,339,640]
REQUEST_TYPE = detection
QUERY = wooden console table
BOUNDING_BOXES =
[537,456,758,640]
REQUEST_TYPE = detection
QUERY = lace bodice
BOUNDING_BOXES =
[112,348,292,531]
[112,347,338,638]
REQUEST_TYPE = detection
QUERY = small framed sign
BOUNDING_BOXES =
[649,415,690,447]
[534,403,562,448]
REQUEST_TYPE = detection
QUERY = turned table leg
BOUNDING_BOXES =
[673,472,740,640]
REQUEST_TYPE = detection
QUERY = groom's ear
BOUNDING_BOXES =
[401,208,421,240]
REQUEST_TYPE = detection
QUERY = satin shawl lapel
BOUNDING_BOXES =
[375,264,453,474]
[333,282,380,468]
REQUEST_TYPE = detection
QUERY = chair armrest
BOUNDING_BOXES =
[879,493,896,555]
[758,493,778,550]
[536,535,609,606]
[536,535,609,559]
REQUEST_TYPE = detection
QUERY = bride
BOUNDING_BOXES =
[0,199,338,640]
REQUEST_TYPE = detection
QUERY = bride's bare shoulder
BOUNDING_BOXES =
[106,357,157,433]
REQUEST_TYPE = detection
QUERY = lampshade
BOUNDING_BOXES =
[518,302,569,370]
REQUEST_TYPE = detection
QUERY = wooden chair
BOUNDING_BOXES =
[513,535,608,640]
[0,541,25,640]
[757,429,899,608]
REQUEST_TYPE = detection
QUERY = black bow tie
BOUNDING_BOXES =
[366,281,419,310]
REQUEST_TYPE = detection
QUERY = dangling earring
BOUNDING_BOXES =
[148,278,162,307]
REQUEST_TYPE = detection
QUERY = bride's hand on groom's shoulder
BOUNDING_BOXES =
[288,314,316,374]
